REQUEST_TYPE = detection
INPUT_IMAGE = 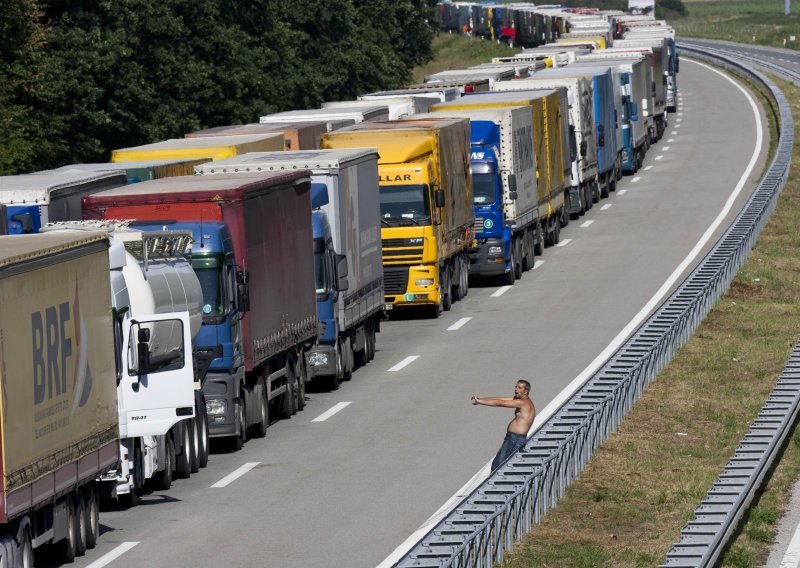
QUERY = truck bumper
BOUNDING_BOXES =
[469,239,508,277]
[203,371,238,438]
[568,186,582,214]
[307,343,338,379]
[384,264,440,309]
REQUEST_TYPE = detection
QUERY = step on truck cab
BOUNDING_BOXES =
[321,118,474,318]
[494,75,598,219]
[0,170,126,234]
[195,148,383,391]
[0,231,120,565]
[83,172,318,449]
[43,222,210,503]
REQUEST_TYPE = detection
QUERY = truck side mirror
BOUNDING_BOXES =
[598,132,605,148]
[580,139,588,158]
[507,174,518,200]
[631,102,639,122]
[313,238,326,255]
[136,327,151,377]
[236,269,250,313]
[334,254,349,292]
[434,189,446,209]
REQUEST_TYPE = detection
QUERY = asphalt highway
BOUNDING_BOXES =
[54,57,768,568]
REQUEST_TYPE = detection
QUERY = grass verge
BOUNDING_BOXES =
[501,75,800,568]
[675,0,800,50]
[411,33,520,84]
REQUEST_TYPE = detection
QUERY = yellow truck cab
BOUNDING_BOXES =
[321,118,473,317]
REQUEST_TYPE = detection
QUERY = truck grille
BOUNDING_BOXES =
[382,238,424,264]
[382,238,424,247]
[383,266,409,295]
[473,218,485,233]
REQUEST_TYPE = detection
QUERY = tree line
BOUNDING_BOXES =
[0,0,438,175]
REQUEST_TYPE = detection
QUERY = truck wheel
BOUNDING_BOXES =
[562,203,570,227]
[501,250,516,286]
[74,494,87,557]
[442,271,452,311]
[294,357,307,411]
[55,498,77,563]
[600,176,610,199]
[534,224,544,256]
[552,217,561,246]
[18,527,33,568]
[341,337,353,381]
[366,320,376,363]
[175,423,192,480]
[197,399,210,468]
[153,436,174,490]
[461,256,469,298]
[84,487,99,549]
[251,386,269,437]
[279,367,296,419]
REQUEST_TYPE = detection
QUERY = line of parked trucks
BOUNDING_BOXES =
[0,7,677,565]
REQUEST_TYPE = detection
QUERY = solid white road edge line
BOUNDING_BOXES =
[779,519,800,567]
[556,238,572,247]
[387,355,420,372]
[491,285,512,298]
[311,401,352,422]
[84,542,140,568]
[447,317,472,331]
[376,56,764,568]
[211,462,260,488]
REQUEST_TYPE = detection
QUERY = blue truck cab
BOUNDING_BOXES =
[131,220,240,435]
[310,184,340,369]
[468,120,513,278]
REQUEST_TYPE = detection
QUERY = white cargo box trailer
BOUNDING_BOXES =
[425,67,516,90]
[359,87,461,103]
[260,105,389,125]
[322,96,439,119]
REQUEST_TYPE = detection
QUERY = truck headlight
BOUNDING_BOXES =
[621,149,630,162]
[415,278,434,286]
[488,246,503,256]
[206,399,227,416]
[308,352,329,366]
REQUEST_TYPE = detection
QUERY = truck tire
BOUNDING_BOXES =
[189,406,200,473]
[552,217,561,246]
[196,394,210,468]
[533,223,544,256]
[74,494,87,557]
[501,249,516,286]
[55,498,77,563]
[232,397,247,451]
[175,423,192,480]
[442,271,452,311]
[152,436,174,490]
[18,527,33,568]
[341,337,353,382]
[84,487,99,549]
[366,320,376,363]
[600,175,610,199]
[294,356,307,411]
[279,367,296,419]
[251,385,268,438]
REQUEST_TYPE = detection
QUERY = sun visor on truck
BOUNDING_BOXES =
[311,183,329,209]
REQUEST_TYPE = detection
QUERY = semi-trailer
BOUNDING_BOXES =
[195,149,383,390]
[43,222,210,504]
[111,133,285,163]
[320,118,474,317]
[185,122,328,150]
[424,105,539,284]
[0,171,126,234]
[0,231,120,564]
[83,172,318,449]
[322,97,439,120]
[572,56,650,173]
[359,87,462,103]
[259,106,389,125]
[618,34,679,112]
[405,79,491,95]
[494,76,598,219]
[39,158,209,184]
[425,68,516,90]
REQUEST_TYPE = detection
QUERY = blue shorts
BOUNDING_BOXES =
[491,431,528,471]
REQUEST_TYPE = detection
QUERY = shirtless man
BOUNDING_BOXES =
[472,380,536,471]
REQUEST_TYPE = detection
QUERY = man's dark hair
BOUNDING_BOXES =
[517,379,531,392]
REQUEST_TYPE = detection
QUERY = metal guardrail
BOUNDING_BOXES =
[395,45,793,568]
[660,44,798,567]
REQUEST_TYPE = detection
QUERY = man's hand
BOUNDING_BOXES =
[471,395,479,405]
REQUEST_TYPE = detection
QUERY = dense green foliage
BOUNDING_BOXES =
[0,0,437,174]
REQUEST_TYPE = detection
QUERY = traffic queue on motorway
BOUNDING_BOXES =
[0,6,678,565]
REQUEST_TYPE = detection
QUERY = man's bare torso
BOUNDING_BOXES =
[508,398,535,435]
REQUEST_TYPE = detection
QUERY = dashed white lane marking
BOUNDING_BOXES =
[533,260,545,269]
[678,112,683,116]
[601,204,612,210]
[663,146,670,151]
[556,238,572,247]
[617,189,627,195]
[85,542,141,568]
[387,356,420,372]
[447,317,472,331]
[632,176,641,182]
[655,155,664,161]
[675,124,682,128]
[677,118,683,122]
[491,285,512,298]
[668,138,675,142]
[211,462,260,488]
[644,165,653,171]
[312,402,353,422]
[671,131,678,135]
[580,220,594,228]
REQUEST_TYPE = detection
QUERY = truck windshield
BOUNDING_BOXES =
[379,184,431,226]
[472,173,497,205]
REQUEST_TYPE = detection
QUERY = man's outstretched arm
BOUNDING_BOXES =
[471,395,524,408]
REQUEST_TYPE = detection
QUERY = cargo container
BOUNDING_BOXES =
[425,68,516,90]
[494,76,598,218]
[573,56,650,173]
[322,96,439,119]
[83,172,317,447]
[360,87,462,103]
[618,34,679,112]
[321,118,474,317]
[196,149,383,390]
[111,133,285,163]
[185,121,328,150]
[431,89,572,253]
[0,231,119,564]
[40,158,210,184]
[260,106,389,125]
[406,79,491,95]
[0,170,126,234]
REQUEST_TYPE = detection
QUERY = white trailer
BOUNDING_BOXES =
[322,96,439,119]
[260,105,389,125]
[359,87,462,103]
[425,67,516,90]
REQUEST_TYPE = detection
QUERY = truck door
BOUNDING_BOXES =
[119,311,195,438]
